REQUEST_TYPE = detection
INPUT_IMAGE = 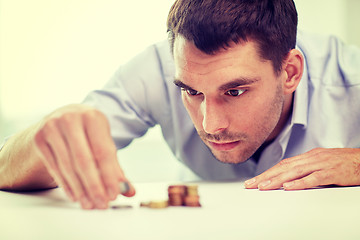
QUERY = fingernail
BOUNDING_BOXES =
[283,181,294,189]
[119,182,130,194]
[80,196,93,209]
[95,197,107,209]
[245,178,256,186]
[258,180,271,188]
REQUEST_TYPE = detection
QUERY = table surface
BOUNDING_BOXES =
[1,181,359,240]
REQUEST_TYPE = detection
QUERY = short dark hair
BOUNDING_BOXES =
[167,0,298,75]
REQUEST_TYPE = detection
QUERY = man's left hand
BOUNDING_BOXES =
[244,148,360,190]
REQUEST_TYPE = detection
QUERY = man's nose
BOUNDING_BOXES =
[201,98,229,134]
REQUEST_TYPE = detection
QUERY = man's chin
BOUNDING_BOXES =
[200,136,258,164]
[210,149,250,165]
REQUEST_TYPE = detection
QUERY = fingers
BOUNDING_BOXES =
[244,148,331,190]
[34,128,75,202]
[83,111,136,198]
[282,170,335,190]
[244,157,307,190]
[62,115,108,209]
[34,106,135,209]
[84,111,122,201]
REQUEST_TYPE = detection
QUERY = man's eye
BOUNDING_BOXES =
[226,89,246,97]
[185,89,201,96]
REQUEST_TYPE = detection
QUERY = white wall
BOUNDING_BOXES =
[0,0,174,138]
[0,0,200,182]
[295,0,346,42]
[295,0,360,46]
[1,0,359,182]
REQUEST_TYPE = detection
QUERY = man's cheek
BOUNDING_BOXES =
[182,96,202,128]
[182,94,193,113]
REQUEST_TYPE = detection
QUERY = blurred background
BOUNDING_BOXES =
[1,0,359,182]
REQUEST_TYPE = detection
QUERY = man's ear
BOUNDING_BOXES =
[281,49,304,95]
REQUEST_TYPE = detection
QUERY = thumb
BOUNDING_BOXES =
[119,181,136,197]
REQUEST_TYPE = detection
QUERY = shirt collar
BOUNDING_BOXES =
[276,48,309,153]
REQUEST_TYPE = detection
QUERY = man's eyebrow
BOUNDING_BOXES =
[218,77,260,91]
[173,79,194,90]
[173,77,259,91]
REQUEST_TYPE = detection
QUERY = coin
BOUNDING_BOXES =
[168,185,187,206]
[110,204,133,209]
[186,185,199,196]
[119,182,130,194]
[140,200,169,209]
[168,185,186,194]
[168,196,184,206]
[184,195,201,207]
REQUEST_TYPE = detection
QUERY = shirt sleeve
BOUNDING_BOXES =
[82,43,171,149]
[0,140,4,152]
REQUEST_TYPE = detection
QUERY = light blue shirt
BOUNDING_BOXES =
[82,31,360,180]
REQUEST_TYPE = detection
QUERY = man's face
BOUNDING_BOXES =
[173,36,286,164]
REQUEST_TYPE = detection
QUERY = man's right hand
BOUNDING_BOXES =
[33,104,135,209]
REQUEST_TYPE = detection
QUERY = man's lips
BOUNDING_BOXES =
[207,140,240,151]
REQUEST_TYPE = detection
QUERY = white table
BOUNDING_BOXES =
[1,181,359,240]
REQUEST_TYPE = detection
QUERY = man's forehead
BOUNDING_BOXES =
[174,36,241,62]
[173,35,263,76]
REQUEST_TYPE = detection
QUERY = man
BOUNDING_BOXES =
[0,0,359,210]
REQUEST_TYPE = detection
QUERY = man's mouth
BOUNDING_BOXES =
[207,140,240,151]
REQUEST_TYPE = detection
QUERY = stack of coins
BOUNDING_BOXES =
[184,185,201,207]
[140,184,201,209]
[168,184,201,207]
[168,185,186,206]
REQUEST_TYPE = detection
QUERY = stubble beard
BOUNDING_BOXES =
[198,130,253,164]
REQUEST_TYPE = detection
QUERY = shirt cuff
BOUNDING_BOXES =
[0,135,12,152]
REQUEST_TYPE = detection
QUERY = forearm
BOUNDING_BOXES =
[0,124,56,191]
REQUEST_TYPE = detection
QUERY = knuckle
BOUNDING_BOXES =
[309,147,325,155]
[61,112,78,125]
[294,178,306,186]
[83,109,105,122]
[353,161,360,177]
[93,145,116,162]
[89,182,102,193]
[59,160,74,176]
[41,119,59,137]
[74,154,91,170]
[58,112,82,131]
[294,165,304,176]
[313,170,329,182]
[34,130,45,146]
[83,109,109,128]
[86,181,106,199]
[311,170,336,187]
[278,158,291,167]
[102,174,115,186]
[92,148,108,162]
